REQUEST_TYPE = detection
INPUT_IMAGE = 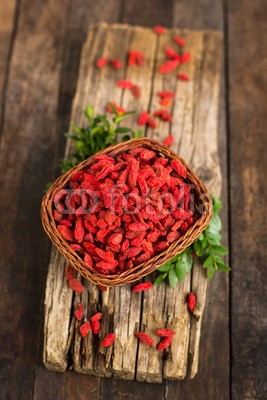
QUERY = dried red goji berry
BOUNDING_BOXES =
[171,159,187,178]
[101,333,115,347]
[110,58,123,70]
[70,243,84,254]
[108,233,123,245]
[68,278,83,294]
[163,135,174,146]
[80,321,91,337]
[132,282,153,292]
[138,112,149,126]
[96,260,118,270]
[187,292,196,313]
[157,91,175,99]
[159,60,179,74]
[157,336,173,351]
[155,328,175,337]
[117,79,134,89]
[131,85,141,98]
[153,25,165,35]
[74,218,84,243]
[58,225,75,242]
[173,36,186,47]
[95,247,115,262]
[178,73,190,81]
[160,97,172,107]
[96,57,108,69]
[135,332,154,346]
[167,231,180,243]
[65,264,75,281]
[123,246,143,259]
[53,209,63,221]
[128,222,148,231]
[180,51,191,63]
[84,252,93,267]
[74,303,84,321]
[90,312,102,322]
[147,117,157,128]
[58,219,72,227]
[91,320,101,334]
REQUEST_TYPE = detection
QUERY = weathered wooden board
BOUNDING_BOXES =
[43,23,222,382]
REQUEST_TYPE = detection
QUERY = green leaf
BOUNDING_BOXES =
[84,105,94,122]
[207,266,215,279]
[168,268,178,287]
[203,254,214,269]
[216,263,231,272]
[211,245,228,256]
[212,196,222,214]
[158,262,173,272]
[194,240,203,256]
[154,273,167,286]
[209,213,222,232]
[114,127,133,133]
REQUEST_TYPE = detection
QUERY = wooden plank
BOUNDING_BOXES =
[227,0,267,398]
[166,0,230,398]
[0,0,17,135]
[0,0,72,399]
[43,23,223,386]
[34,1,121,398]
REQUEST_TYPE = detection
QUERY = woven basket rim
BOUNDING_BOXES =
[41,138,213,286]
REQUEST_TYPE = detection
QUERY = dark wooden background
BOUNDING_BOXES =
[0,0,266,399]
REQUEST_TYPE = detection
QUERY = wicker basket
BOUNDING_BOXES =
[41,138,213,286]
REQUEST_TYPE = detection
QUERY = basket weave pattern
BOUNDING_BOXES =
[41,138,213,286]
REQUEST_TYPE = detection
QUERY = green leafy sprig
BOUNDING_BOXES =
[60,104,142,172]
[154,196,230,287]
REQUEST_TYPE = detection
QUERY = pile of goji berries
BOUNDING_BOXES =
[53,147,194,275]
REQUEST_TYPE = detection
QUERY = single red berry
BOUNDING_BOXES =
[163,135,174,146]
[153,25,166,35]
[159,60,179,74]
[132,282,153,292]
[131,85,141,98]
[68,278,84,294]
[110,58,123,70]
[157,90,175,98]
[101,333,115,347]
[91,320,101,335]
[65,264,76,281]
[181,51,191,63]
[187,292,196,313]
[96,57,108,69]
[178,73,190,81]
[117,79,134,89]
[74,303,84,321]
[155,328,175,337]
[135,332,154,346]
[138,111,150,125]
[157,336,173,351]
[80,322,91,338]
[90,312,102,322]
[173,36,186,47]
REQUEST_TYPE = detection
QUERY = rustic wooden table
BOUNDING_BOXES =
[0,1,266,399]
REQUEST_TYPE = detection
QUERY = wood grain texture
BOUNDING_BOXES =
[0,0,72,399]
[43,23,222,385]
[0,0,17,136]
[227,0,267,398]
